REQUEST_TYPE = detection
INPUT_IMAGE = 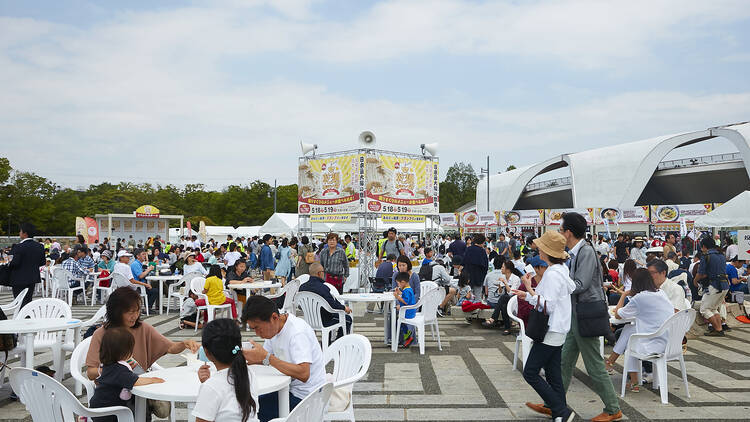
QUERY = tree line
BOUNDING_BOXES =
[0,157,481,235]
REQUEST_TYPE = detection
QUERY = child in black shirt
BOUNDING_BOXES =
[89,327,164,422]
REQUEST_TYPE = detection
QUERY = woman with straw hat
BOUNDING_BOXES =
[629,236,647,267]
[511,231,577,422]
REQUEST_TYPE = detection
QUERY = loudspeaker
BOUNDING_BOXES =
[300,141,318,156]
[358,131,376,147]
[420,142,438,156]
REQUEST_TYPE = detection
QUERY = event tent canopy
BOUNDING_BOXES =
[693,191,750,228]
[235,226,262,238]
[259,213,332,235]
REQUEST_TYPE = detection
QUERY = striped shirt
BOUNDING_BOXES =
[320,248,349,278]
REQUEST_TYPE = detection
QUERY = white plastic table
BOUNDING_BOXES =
[339,292,396,345]
[228,281,282,299]
[146,275,182,314]
[0,318,82,379]
[132,364,291,422]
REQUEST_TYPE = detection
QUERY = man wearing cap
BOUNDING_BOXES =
[112,250,137,289]
[527,213,622,421]
[130,248,159,310]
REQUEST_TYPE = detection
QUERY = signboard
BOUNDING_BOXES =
[595,206,650,224]
[499,210,544,226]
[364,152,438,215]
[382,214,426,224]
[310,214,352,223]
[461,211,497,227]
[738,230,750,260]
[75,217,86,239]
[135,205,160,218]
[545,208,594,225]
[84,217,99,244]
[298,154,362,215]
[439,213,458,226]
[650,204,712,223]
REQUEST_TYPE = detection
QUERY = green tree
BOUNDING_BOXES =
[441,162,478,212]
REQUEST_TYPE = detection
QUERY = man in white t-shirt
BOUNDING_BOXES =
[241,295,326,422]
[648,259,688,311]
[111,250,139,290]
[224,243,242,268]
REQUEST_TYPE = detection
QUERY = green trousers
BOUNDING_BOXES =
[560,315,621,414]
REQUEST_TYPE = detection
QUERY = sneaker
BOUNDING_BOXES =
[554,409,576,422]
[705,329,725,337]
[722,324,732,332]
[525,402,551,416]
[437,308,444,317]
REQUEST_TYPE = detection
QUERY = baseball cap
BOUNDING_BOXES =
[117,250,133,258]
[529,256,548,268]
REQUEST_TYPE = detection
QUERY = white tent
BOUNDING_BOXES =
[694,191,750,228]
[259,213,332,236]
[327,218,443,234]
[235,226,262,238]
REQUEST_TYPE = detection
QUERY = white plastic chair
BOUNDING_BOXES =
[420,280,439,297]
[269,382,334,422]
[507,295,532,371]
[190,277,232,331]
[323,334,372,422]
[266,279,301,314]
[51,267,87,307]
[91,273,113,304]
[0,287,28,319]
[12,298,72,381]
[620,308,696,404]
[394,287,445,355]
[10,367,134,422]
[70,336,96,404]
[297,274,310,284]
[165,272,202,315]
[295,291,349,355]
[111,273,150,315]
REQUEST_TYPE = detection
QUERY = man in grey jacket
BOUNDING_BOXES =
[527,213,622,421]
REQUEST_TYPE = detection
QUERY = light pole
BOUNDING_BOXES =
[267,180,277,214]
[480,156,490,212]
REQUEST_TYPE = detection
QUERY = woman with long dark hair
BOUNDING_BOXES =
[193,319,258,422]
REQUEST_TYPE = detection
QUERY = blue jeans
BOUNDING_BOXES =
[523,342,570,419]
[258,391,303,422]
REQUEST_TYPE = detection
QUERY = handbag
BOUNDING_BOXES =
[526,301,550,343]
[576,299,611,337]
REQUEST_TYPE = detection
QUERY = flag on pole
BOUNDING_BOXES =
[84,217,99,244]
[186,221,192,237]
[679,217,688,239]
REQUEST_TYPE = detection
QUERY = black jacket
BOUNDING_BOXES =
[8,238,45,287]
[298,276,345,327]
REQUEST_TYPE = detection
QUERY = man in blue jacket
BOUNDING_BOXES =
[299,262,352,340]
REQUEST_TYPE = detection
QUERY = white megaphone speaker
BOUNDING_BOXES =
[358,131,376,147]
[420,142,438,156]
[300,140,318,156]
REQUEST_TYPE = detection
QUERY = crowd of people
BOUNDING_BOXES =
[1,216,748,422]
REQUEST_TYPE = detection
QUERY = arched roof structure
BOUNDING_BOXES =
[476,122,750,210]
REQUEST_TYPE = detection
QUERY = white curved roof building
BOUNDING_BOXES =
[476,122,750,211]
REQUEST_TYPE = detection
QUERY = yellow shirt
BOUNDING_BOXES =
[203,276,227,305]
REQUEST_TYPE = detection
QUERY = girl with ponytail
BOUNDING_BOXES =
[192,319,258,422]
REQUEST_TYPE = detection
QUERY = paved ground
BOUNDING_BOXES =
[1,291,750,421]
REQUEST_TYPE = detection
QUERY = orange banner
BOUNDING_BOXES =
[84,217,99,244]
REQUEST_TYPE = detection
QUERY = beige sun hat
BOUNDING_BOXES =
[532,231,570,260]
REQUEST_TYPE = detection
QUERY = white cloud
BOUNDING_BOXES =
[0,1,748,188]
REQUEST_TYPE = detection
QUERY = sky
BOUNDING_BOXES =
[1,0,749,190]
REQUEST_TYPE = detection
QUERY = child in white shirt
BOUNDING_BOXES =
[192,319,259,422]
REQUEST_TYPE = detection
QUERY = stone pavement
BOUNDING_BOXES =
[1,291,750,421]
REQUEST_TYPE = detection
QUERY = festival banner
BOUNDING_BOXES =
[186,221,192,237]
[298,153,363,215]
[135,205,160,218]
[545,208,594,225]
[310,214,352,223]
[595,206,650,224]
[363,152,438,215]
[461,211,497,227]
[499,209,545,226]
[650,203,712,223]
[439,213,458,226]
[84,217,99,244]
[75,217,87,240]
[199,220,207,242]
[381,214,426,224]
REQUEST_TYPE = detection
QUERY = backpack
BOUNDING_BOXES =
[418,262,436,281]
